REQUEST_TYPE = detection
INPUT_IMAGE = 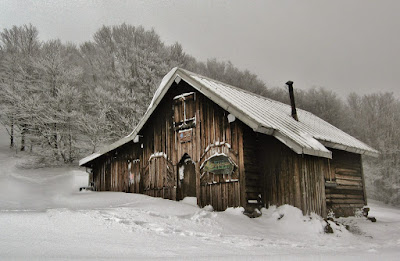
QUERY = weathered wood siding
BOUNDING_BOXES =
[252,131,328,217]
[140,86,176,199]
[197,94,242,210]
[91,142,141,192]
[325,149,366,217]
[90,81,243,211]
[89,79,366,218]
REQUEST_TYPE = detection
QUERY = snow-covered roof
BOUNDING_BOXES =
[80,67,378,166]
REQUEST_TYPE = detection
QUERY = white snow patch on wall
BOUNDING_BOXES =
[149,152,168,161]
[173,92,195,100]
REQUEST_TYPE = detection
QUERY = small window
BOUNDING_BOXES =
[173,92,196,129]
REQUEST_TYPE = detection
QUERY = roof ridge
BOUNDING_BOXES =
[178,68,292,107]
[178,68,322,118]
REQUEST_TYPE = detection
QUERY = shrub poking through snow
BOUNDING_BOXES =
[324,221,334,234]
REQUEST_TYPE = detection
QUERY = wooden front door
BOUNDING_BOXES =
[179,159,197,199]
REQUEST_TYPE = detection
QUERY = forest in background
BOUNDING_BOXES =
[0,24,399,205]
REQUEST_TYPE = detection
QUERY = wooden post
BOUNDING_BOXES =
[195,98,202,207]
[360,156,368,205]
[318,159,327,218]
[237,123,247,211]
[195,162,201,206]
[293,158,302,209]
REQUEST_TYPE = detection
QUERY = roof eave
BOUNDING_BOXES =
[318,140,379,158]
[274,130,332,159]
[79,152,102,167]
[79,135,136,167]
[254,125,275,135]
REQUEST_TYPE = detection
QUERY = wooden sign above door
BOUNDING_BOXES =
[179,128,193,143]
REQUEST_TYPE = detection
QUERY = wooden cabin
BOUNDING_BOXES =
[80,67,378,218]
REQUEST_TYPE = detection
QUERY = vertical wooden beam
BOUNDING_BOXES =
[211,104,216,144]
[173,164,177,201]
[293,157,302,209]
[199,96,205,153]
[360,155,368,205]
[320,158,328,218]
[237,122,247,211]
[195,95,201,206]
[195,162,201,206]
[225,116,231,146]
[300,159,306,215]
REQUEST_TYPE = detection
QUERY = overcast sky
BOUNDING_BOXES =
[1,0,399,97]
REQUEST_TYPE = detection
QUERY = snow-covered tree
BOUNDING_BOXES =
[346,93,400,204]
[0,24,41,150]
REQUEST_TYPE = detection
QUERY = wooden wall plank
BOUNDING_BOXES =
[256,131,328,217]
[325,149,366,217]
[237,122,247,211]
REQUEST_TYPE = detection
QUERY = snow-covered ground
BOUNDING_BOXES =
[0,128,399,260]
